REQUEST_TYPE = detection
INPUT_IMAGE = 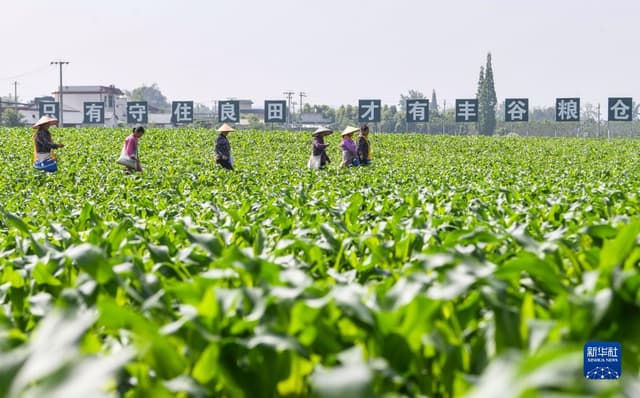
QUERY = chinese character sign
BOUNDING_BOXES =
[455,99,478,122]
[358,99,381,123]
[584,341,621,380]
[83,102,105,124]
[39,102,59,119]
[406,99,429,122]
[264,100,287,123]
[505,98,529,122]
[556,98,580,122]
[171,101,194,124]
[219,101,240,123]
[127,102,148,124]
[608,97,633,121]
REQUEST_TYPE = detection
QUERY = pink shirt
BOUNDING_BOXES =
[124,135,139,158]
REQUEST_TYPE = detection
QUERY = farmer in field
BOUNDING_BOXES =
[308,127,332,169]
[340,126,359,168]
[119,126,145,173]
[32,115,64,172]
[215,123,234,170]
[356,124,372,166]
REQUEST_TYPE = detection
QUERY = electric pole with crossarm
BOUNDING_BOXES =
[51,61,69,126]
[298,91,306,117]
[13,81,19,111]
[283,91,295,126]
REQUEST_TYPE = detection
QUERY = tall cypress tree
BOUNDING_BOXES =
[476,66,485,133]
[431,89,439,114]
[483,53,497,135]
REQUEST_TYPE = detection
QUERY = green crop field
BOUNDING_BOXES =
[0,127,639,397]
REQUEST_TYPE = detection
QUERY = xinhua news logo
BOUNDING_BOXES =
[584,341,621,380]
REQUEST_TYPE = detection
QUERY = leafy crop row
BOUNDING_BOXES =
[0,128,638,397]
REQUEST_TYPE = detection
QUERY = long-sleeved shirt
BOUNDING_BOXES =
[340,137,356,155]
[34,128,61,154]
[356,134,372,162]
[312,137,330,165]
[340,137,357,167]
[124,134,139,158]
[216,134,231,159]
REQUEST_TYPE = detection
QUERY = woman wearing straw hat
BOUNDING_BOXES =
[340,126,359,168]
[215,123,235,170]
[308,126,332,169]
[356,124,373,166]
[32,115,64,172]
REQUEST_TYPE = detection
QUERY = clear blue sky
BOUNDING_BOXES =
[1,0,638,109]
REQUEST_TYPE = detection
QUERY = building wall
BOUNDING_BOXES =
[50,92,120,126]
[18,109,40,125]
[55,93,116,112]
[17,108,83,126]
[239,100,253,111]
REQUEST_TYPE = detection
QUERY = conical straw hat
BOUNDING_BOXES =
[341,126,359,136]
[217,123,235,133]
[312,126,333,137]
[32,115,59,129]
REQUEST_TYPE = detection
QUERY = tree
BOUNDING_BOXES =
[127,84,170,112]
[194,103,211,114]
[431,90,439,114]
[247,114,265,130]
[379,105,397,132]
[399,90,426,112]
[2,109,24,126]
[302,104,335,122]
[334,105,357,130]
[476,66,485,132]
[477,53,497,135]
[530,106,556,122]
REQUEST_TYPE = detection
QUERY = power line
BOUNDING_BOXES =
[0,64,51,81]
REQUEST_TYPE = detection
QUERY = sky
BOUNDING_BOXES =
[1,0,639,109]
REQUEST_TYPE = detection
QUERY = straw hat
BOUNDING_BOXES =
[32,115,59,129]
[217,123,235,133]
[312,126,333,137]
[341,126,359,137]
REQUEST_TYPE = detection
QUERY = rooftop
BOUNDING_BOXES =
[52,85,124,95]
[301,112,334,124]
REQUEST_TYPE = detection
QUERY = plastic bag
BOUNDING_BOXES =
[308,154,322,169]
[116,148,137,169]
[34,159,58,172]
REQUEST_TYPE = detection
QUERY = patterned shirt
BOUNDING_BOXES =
[34,128,61,153]
[357,134,372,161]
[216,134,231,158]
[313,137,330,165]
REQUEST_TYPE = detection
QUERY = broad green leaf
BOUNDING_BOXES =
[601,222,640,269]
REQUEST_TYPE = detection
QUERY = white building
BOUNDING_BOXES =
[16,102,81,127]
[52,85,125,126]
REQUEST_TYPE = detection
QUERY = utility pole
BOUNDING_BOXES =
[51,60,69,126]
[298,91,307,117]
[597,103,601,138]
[13,81,18,111]
[442,100,446,135]
[283,91,295,126]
